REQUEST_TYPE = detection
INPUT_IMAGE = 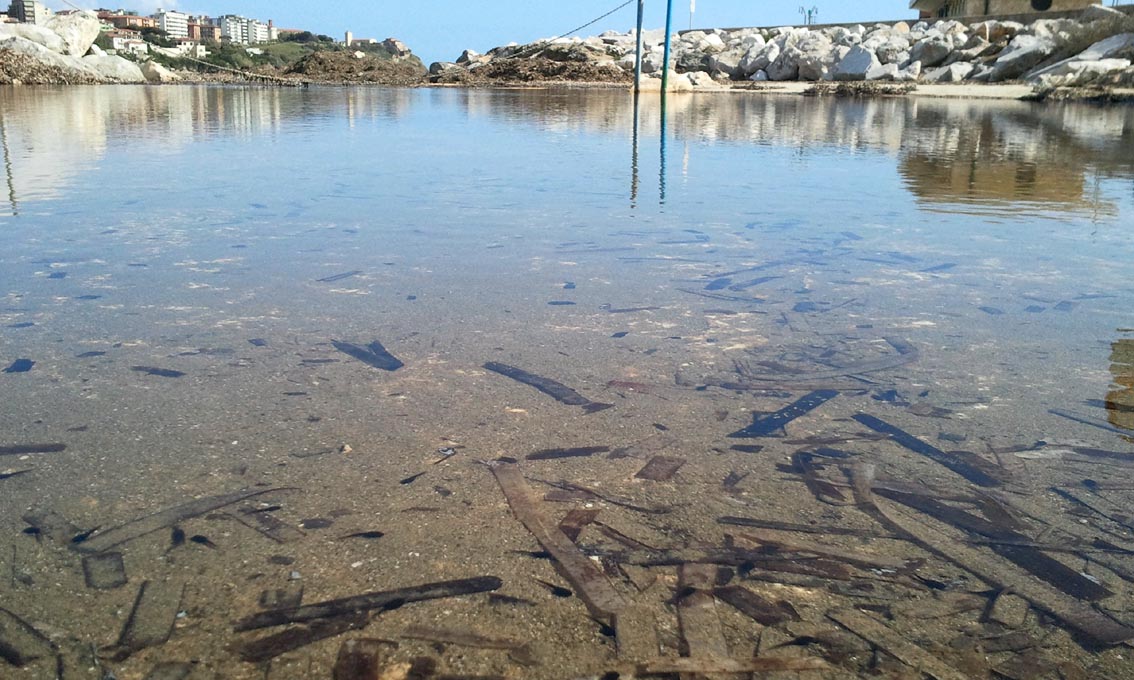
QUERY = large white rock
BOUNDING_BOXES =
[897,60,922,81]
[0,35,102,80]
[1077,32,1134,61]
[81,54,145,83]
[737,33,766,51]
[874,37,912,64]
[429,61,460,75]
[1035,58,1131,86]
[637,69,692,92]
[795,33,834,81]
[709,49,744,78]
[833,45,881,81]
[766,45,803,80]
[865,63,899,81]
[828,26,860,46]
[686,71,723,88]
[945,38,994,66]
[925,62,975,82]
[1024,32,1134,81]
[0,22,67,54]
[909,36,952,68]
[45,10,101,57]
[701,33,726,53]
[456,49,481,64]
[990,33,1058,81]
[739,41,779,76]
[141,60,181,83]
[749,69,769,81]
[969,20,1022,44]
[641,51,665,74]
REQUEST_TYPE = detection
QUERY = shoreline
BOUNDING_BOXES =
[7,78,1128,104]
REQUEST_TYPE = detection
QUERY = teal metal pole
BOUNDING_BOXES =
[661,0,674,93]
[633,0,645,93]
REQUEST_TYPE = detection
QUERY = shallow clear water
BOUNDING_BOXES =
[1,85,1134,679]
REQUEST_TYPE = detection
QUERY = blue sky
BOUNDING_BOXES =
[53,1,916,64]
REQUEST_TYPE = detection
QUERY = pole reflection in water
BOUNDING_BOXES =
[630,90,640,209]
[659,88,668,205]
[0,106,16,217]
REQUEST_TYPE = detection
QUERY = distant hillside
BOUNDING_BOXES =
[159,34,426,84]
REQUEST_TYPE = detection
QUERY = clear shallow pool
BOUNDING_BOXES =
[1,85,1134,679]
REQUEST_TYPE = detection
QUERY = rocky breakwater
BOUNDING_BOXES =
[434,4,1134,91]
[0,11,171,85]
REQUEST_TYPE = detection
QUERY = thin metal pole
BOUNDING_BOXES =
[661,0,674,93]
[633,0,644,93]
[659,89,667,205]
[630,89,640,208]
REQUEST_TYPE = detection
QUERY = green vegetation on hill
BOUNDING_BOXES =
[143,36,422,82]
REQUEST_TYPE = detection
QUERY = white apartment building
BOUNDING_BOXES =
[218,15,246,43]
[246,19,268,44]
[154,9,189,38]
[218,15,272,45]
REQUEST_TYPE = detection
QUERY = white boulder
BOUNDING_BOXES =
[456,49,482,64]
[766,47,800,80]
[833,45,881,81]
[687,71,722,88]
[0,22,67,54]
[1077,32,1134,61]
[709,49,744,78]
[990,33,1059,81]
[795,33,835,81]
[925,62,975,82]
[739,41,779,76]
[866,63,899,81]
[881,42,913,65]
[81,54,145,83]
[45,10,101,57]
[1023,32,1132,81]
[909,36,952,68]
[0,35,101,80]
[897,61,922,81]
[141,60,181,83]
[1034,58,1131,86]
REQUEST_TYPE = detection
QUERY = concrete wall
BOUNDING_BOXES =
[694,3,1133,35]
[925,0,1099,18]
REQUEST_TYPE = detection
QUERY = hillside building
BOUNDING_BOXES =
[199,23,222,42]
[217,14,273,44]
[154,8,189,38]
[910,0,1102,18]
[7,0,50,25]
[98,11,157,30]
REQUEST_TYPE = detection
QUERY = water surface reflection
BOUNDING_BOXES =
[3,86,1133,220]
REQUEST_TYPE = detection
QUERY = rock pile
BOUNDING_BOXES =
[0,11,160,85]
[436,5,1134,89]
[284,50,427,85]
